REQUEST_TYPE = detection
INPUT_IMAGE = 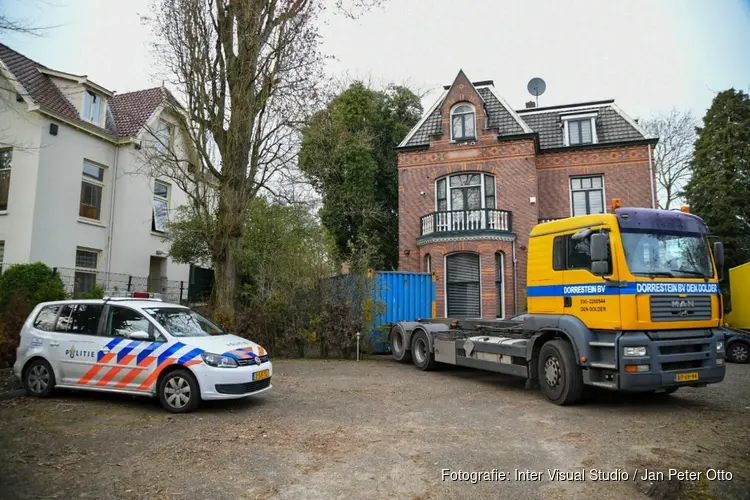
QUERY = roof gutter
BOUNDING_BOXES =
[539,138,658,154]
[35,106,135,145]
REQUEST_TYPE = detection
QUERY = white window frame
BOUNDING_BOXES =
[74,247,100,296]
[569,175,606,217]
[434,172,495,212]
[450,103,477,142]
[443,252,482,319]
[425,254,432,274]
[82,89,102,125]
[495,252,505,319]
[0,147,11,212]
[152,180,170,233]
[155,120,173,155]
[562,112,598,147]
[79,160,105,221]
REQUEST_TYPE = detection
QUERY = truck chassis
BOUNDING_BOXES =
[390,315,726,405]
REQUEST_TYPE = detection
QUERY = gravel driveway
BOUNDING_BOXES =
[0,358,748,500]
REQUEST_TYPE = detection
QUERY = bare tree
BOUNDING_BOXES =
[0,0,61,36]
[141,0,382,321]
[641,109,698,210]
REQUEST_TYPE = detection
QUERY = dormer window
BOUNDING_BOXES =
[450,103,475,141]
[562,113,598,146]
[83,90,101,125]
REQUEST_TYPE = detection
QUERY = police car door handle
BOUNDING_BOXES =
[49,341,59,347]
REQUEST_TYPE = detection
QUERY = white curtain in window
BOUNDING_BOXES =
[153,198,169,232]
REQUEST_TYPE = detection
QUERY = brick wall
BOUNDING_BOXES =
[536,145,656,218]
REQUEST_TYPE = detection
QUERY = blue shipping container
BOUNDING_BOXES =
[369,271,436,353]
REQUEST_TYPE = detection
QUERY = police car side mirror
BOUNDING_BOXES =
[130,331,150,341]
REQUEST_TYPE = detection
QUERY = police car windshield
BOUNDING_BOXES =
[621,230,713,279]
[143,308,225,337]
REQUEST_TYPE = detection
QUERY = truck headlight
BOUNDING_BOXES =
[201,352,239,368]
[623,346,647,357]
[716,341,723,352]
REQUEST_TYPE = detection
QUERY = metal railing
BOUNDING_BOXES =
[0,263,189,304]
[420,209,512,236]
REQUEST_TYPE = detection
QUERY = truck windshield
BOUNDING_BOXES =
[621,230,714,278]
[143,308,225,337]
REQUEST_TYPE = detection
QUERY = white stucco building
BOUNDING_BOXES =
[0,43,196,300]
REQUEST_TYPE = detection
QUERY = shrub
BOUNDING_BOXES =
[0,262,66,311]
[0,263,66,368]
[81,285,105,299]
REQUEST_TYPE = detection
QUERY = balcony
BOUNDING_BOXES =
[420,209,513,238]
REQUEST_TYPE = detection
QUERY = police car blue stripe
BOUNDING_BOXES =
[136,342,159,364]
[105,337,124,350]
[177,348,203,365]
[117,340,142,362]
[527,281,720,298]
[157,342,185,365]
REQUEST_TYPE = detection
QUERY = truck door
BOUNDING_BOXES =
[561,229,622,330]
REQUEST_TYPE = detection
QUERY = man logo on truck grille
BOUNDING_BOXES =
[671,300,695,309]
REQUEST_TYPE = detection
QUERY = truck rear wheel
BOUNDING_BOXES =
[390,325,411,363]
[411,330,436,371]
[538,340,583,405]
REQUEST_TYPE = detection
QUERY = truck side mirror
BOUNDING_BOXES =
[590,232,609,262]
[591,260,609,276]
[713,241,724,280]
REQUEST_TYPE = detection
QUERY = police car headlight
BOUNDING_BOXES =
[623,346,647,357]
[201,352,238,368]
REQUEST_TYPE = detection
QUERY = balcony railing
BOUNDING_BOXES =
[420,209,512,236]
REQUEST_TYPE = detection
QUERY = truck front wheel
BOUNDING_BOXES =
[411,330,437,371]
[538,340,583,405]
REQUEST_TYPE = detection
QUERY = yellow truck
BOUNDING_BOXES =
[389,202,727,405]
[723,262,750,362]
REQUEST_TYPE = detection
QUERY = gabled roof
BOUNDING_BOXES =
[0,43,181,141]
[398,74,652,151]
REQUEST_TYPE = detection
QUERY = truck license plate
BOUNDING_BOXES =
[253,369,270,381]
[675,372,699,383]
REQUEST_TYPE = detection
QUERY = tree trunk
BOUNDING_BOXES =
[210,189,246,327]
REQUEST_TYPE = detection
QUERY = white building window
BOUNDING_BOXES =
[436,173,495,212]
[152,180,170,233]
[570,176,605,216]
[450,103,476,141]
[74,248,99,297]
[0,148,11,211]
[155,120,172,154]
[83,90,102,125]
[80,161,104,220]
[0,240,5,264]
[562,113,598,147]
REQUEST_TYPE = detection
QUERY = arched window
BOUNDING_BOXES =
[450,103,476,141]
[445,253,480,318]
[436,173,495,212]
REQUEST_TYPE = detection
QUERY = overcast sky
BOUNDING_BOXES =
[2,0,749,122]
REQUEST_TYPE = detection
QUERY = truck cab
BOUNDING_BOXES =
[527,204,726,392]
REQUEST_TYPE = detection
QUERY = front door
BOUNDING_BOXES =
[90,305,163,392]
[55,303,106,385]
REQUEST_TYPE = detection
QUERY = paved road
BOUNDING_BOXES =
[0,358,748,500]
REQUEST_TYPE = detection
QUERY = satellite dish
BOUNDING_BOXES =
[527,77,546,107]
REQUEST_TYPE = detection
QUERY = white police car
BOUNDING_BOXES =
[13,291,272,412]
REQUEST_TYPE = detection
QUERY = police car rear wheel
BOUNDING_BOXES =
[24,359,55,398]
[159,369,199,413]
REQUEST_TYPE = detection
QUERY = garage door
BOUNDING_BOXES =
[446,253,480,318]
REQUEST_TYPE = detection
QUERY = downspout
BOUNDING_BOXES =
[512,238,519,314]
[648,143,656,209]
[105,144,120,286]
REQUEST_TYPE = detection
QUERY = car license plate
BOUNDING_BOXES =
[253,369,270,381]
[675,372,699,383]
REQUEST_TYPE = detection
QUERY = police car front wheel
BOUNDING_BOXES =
[158,369,200,413]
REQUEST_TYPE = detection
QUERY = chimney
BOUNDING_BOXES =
[525,101,536,109]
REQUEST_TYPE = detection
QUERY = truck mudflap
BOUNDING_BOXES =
[617,329,726,392]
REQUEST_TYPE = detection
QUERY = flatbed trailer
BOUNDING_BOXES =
[390,315,726,405]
